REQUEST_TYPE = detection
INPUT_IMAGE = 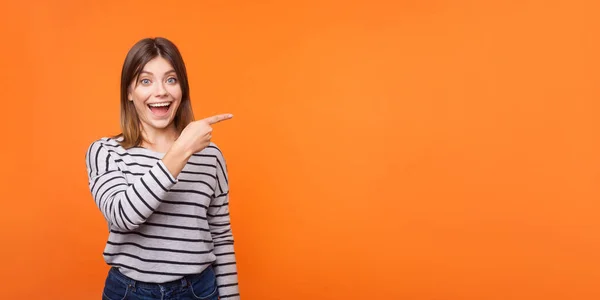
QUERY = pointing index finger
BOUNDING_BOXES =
[203,114,233,125]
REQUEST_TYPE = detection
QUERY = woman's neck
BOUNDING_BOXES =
[140,124,179,153]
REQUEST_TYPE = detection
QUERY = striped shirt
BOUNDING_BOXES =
[85,137,240,299]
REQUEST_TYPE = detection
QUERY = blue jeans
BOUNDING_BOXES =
[102,266,219,300]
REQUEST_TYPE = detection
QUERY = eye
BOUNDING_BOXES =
[140,78,151,85]
[167,77,178,84]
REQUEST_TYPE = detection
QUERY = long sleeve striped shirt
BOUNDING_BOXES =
[85,137,240,299]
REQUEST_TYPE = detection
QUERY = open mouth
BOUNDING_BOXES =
[147,102,172,117]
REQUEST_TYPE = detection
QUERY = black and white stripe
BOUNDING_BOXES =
[86,137,239,299]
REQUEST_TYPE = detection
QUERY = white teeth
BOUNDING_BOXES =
[148,102,170,107]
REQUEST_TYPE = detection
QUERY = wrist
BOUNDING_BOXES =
[170,140,193,160]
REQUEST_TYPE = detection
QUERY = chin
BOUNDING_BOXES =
[147,118,175,130]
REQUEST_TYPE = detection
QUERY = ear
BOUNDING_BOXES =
[127,76,138,101]
[127,86,133,101]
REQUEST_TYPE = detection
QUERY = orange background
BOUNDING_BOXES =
[1,0,600,299]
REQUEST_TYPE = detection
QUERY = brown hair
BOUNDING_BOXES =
[115,37,194,148]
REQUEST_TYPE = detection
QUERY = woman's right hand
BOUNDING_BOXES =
[163,114,233,178]
[176,114,234,157]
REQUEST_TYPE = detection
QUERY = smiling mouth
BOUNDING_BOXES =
[147,102,172,116]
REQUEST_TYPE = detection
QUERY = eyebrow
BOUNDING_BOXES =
[139,70,176,75]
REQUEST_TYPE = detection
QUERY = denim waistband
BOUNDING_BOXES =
[108,266,211,290]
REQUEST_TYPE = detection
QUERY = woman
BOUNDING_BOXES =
[85,37,240,300]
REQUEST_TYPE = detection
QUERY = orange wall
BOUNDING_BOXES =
[1,0,600,299]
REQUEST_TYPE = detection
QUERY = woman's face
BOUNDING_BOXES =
[128,56,182,133]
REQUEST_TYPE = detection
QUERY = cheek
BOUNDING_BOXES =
[132,101,148,116]
[167,85,183,99]
[133,88,152,100]
[132,90,150,109]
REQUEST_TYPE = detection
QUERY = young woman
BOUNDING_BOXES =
[86,37,240,300]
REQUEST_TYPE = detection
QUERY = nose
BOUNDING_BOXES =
[155,82,168,97]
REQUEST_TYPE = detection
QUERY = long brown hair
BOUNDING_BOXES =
[115,37,194,148]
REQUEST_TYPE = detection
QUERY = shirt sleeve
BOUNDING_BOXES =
[85,140,177,231]
[208,148,240,299]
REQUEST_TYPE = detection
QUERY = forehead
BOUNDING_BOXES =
[141,56,175,73]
